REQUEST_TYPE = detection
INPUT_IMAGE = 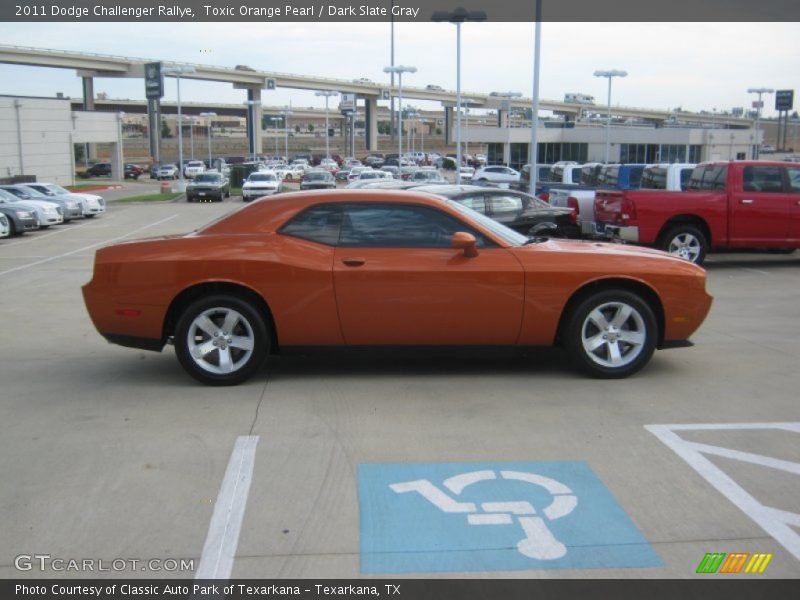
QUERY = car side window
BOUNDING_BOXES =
[742,166,784,193]
[339,204,491,248]
[488,194,524,215]
[280,204,342,246]
[454,195,487,214]
[786,168,800,193]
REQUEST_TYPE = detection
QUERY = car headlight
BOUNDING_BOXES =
[67,201,78,209]
[16,210,32,218]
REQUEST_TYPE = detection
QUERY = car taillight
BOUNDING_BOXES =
[567,196,579,224]
[619,197,637,223]
[538,192,550,203]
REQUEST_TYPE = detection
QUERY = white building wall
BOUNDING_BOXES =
[0,96,120,185]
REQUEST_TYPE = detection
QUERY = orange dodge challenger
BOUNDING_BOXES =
[82,190,712,385]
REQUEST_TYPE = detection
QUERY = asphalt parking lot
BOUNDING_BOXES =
[0,196,798,579]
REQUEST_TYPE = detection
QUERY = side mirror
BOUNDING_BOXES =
[452,231,479,258]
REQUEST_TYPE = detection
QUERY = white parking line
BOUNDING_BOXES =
[195,436,259,580]
[646,422,800,561]
[0,214,178,278]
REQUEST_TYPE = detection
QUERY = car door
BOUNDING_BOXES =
[786,165,800,242]
[731,165,791,244]
[332,202,525,345]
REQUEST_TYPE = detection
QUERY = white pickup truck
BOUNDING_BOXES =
[549,163,695,237]
[549,164,648,236]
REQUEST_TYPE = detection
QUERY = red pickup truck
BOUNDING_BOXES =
[594,161,800,264]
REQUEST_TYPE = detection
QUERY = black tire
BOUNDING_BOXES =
[563,290,657,379]
[174,294,270,386]
[659,225,708,265]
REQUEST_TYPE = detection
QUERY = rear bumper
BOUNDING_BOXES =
[596,223,639,243]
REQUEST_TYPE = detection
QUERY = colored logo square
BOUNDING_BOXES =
[358,461,662,574]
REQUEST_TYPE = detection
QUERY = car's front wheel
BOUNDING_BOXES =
[563,290,657,378]
[174,295,270,386]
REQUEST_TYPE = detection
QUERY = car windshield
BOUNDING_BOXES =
[187,161,204,167]
[305,172,332,181]
[445,199,528,246]
[45,184,71,195]
[415,171,443,180]
[194,174,223,183]
[248,173,277,182]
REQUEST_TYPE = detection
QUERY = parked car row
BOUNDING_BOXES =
[0,183,106,239]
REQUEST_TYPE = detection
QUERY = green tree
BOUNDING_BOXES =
[161,119,172,138]
[308,124,315,133]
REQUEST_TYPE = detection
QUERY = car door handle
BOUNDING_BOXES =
[740,199,754,204]
[341,258,366,267]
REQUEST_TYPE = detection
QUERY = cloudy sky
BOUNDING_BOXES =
[0,21,797,116]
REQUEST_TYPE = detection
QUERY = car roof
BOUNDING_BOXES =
[201,189,505,238]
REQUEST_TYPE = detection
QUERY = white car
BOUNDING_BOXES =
[459,166,475,182]
[283,164,306,181]
[473,165,521,184]
[241,171,281,201]
[0,189,62,228]
[319,158,339,172]
[25,182,106,219]
[183,161,206,178]
[347,166,373,182]
[0,213,9,238]
[156,164,179,179]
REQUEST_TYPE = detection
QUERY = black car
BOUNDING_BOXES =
[414,185,580,239]
[300,170,336,190]
[86,162,112,177]
[185,172,230,202]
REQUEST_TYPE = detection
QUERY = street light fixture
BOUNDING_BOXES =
[315,90,339,160]
[162,65,195,181]
[243,99,261,162]
[747,87,775,159]
[491,91,522,167]
[199,111,217,169]
[383,65,416,164]
[432,7,486,184]
[594,69,628,163]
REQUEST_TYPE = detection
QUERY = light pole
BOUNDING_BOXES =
[530,0,542,195]
[491,91,522,167]
[199,111,216,169]
[162,65,195,181]
[433,8,486,184]
[269,116,281,157]
[187,116,195,159]
[243,99,261,161]
[594,69,628,163]
[747,87,774,159]
[383,65,416,164]
[281,107,293,160]
[315,91,339,160]
[462,99,479,159]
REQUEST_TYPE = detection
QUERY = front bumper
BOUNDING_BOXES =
[242,189,278,200]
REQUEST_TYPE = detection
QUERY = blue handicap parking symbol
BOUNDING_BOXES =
[358,461,662,574]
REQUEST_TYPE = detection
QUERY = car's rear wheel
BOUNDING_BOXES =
[174,295,270,386]
[563,290,657,379]
[659,225,707,265]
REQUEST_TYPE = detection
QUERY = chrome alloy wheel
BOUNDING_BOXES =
[667,232,702,262]
[186,307,255,375]
[580,301,647,368]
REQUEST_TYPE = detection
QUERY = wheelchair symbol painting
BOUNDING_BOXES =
[391,470,576,560]
[359,461,662,573]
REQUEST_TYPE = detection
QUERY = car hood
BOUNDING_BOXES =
[513,238,703,270]
[243,181,279,187]
[8,199,60,210]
